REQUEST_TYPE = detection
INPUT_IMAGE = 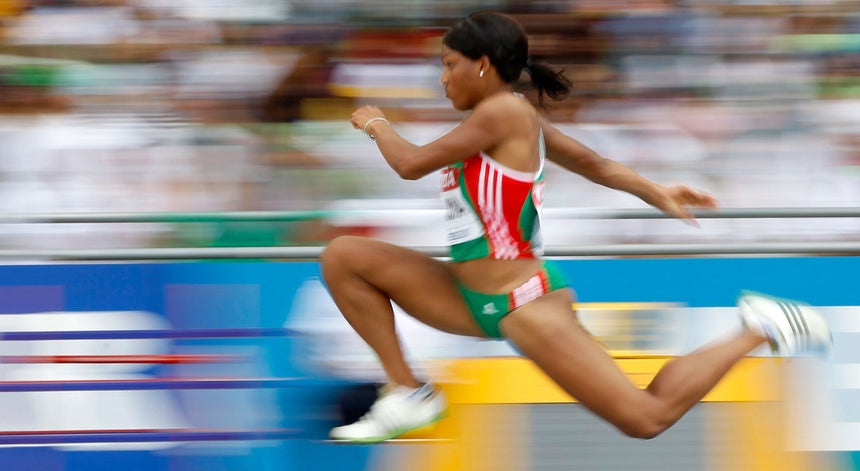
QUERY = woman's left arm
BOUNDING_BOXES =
[540,117,718,225]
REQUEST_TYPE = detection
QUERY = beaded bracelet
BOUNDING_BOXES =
[363,117,390,141]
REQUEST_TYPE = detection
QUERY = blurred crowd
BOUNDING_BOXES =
[0,0,858,250]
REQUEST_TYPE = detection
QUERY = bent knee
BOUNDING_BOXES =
[320,235,366,278]
[609,404,670,440]
[617,420,664,440]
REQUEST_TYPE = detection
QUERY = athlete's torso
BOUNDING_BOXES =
[441,131,546,263]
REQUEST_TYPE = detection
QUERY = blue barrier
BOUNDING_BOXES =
[0,257,856,471]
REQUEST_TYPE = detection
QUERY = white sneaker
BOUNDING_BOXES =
[737,291,833,356]
[329,383,446,443]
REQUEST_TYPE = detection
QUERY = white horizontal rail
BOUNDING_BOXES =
[0,207,856,260]
[0,207,858,224]
[0,242,857,261]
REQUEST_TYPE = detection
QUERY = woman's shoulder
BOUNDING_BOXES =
[473,92,536,123]
[477,91,528,109]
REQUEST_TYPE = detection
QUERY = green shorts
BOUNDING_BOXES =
[457,259,570,338]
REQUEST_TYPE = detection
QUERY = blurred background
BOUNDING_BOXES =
[0,1,859,471]
[0,0,857,250]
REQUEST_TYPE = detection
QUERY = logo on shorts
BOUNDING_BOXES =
[482,303,499,315]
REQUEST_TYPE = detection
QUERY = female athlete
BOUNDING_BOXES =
[321,11,832,443]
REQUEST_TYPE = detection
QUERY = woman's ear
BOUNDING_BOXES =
[479,55,492,76]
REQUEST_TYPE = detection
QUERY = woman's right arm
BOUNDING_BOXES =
[352,98,516,181]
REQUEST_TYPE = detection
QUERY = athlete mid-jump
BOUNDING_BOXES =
[322,11,833,444]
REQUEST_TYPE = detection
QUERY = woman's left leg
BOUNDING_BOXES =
[321,236,485,442]
[320,235,485,388]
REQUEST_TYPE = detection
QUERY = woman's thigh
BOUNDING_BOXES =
[321,236,486,338]
[500,290,654,421]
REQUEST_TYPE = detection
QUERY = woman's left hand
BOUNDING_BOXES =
[657,184,719,227]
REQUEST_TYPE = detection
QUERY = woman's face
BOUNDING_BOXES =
[440,46,481,111]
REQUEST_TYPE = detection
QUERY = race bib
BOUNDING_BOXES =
[441,167,484,245]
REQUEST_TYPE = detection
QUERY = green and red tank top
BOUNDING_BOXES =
[441,131,545,262]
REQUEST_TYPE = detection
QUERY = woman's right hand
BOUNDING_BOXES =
[351,106,388,137]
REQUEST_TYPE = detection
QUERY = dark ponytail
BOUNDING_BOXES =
[444,11,572,106]
[524,59,572,106]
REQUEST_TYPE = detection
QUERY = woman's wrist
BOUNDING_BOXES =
[363,117,391,141]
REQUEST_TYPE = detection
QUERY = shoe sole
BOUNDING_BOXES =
[330,410,447,444]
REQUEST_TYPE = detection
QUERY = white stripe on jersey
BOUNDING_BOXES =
[478,158,519,259]
[478,158,487,207]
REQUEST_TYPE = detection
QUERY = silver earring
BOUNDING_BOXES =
[479,70,484,78]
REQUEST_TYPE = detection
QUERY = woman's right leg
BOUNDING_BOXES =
[320,235,485,388]
[500,289,767,439]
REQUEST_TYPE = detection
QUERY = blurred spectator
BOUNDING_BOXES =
[0,0,25,17]
[6,5,144,45]
[261,45,338,123]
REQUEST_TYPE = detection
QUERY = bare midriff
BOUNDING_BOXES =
[449,257,542,294]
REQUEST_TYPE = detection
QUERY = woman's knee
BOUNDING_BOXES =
[320,235,366,280]
[615,418,665,440]
[610,403,672,440]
